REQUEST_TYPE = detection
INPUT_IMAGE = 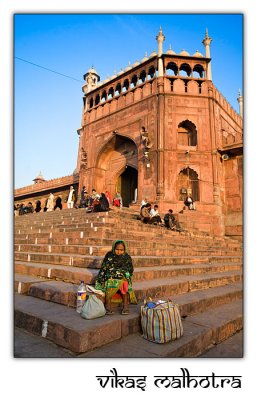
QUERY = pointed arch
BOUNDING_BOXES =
[178,120,197,146]
[177,167,200,201]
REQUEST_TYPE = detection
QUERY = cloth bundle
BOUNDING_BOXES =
[80,294,106,320]
[141,299,183,343]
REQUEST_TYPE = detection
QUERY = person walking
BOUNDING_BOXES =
[67,186,75,209]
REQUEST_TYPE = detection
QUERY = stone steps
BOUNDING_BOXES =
[14,243,240,257]
[15,261,242,285]
[14,268,242,305]
[14,207,237,238]
[14,293,242,355]
[14,235,242,252]
[14,207,243,356]
[15,250,242,269]
[80,300,243,358]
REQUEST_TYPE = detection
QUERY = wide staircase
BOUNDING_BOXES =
[14,207,243,357]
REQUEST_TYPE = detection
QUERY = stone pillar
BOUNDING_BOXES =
[237,89,243,118]
[156,77,165,200]
[155,27,165,200]
[208,84,225,235]
[202,29,212,80]
[156,27,165,77]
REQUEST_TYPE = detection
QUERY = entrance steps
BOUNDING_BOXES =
[14,207,243,357]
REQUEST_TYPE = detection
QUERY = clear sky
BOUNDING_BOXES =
[14,13,243,189]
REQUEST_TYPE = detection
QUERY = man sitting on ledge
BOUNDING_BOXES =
[164,209,184,232]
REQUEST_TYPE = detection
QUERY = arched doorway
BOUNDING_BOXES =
[177,167,199,202]
[94,133,138,204]
[117,166,138,207]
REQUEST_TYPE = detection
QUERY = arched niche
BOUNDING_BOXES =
[187,80,200,95]
[177,167,200,201]
[173,78,185,93]
[178,120,197,146]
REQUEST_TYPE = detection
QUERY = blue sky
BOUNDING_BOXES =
[14,13,243,189]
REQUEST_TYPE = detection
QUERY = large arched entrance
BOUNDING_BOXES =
[116,166,138,207]
[95,134,138,204]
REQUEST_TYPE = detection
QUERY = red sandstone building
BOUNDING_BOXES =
[15,28,243,239]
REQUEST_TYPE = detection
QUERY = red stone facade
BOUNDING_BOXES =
[14,174,79,210]
[15,30,243,238]
[76,48,242,238]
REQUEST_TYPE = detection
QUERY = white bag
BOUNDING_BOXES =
[80,294,106,320]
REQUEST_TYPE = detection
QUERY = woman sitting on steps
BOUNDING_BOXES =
[94,240,137,315]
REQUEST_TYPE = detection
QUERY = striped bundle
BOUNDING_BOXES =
[141,300,183,343]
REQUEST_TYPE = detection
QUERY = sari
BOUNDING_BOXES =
[94,240,137,304]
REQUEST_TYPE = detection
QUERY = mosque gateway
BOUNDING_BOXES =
[15,28,243,238]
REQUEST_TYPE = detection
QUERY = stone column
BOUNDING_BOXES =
[237,89,243,118]
[156,78,165,200]
[156,27,165,77]
[156,28,165,200]
[202,29,212,80]
[208,84,225,235]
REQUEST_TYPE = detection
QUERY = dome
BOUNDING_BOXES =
[117,69,124,76]
[132,60,140,68]
[111,71,117,80]
[166,45,176,55]
[83,65,100,82]
[180,49,190,56]
[149,50,157,57]
[86,66,98,75]
[124,62,132,72]
[141,53,149,63]
[33,171,45,183]
[193,50,203,57]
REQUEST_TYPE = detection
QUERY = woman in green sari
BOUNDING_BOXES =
[94,240,137,315]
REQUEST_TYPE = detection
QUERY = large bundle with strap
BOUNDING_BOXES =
[141,299,183,343]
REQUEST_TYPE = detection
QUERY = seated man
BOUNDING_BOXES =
[140,203,152,223]
[150,204,162,225]
[164,209,184,232]
[184,195,196,210]
[140,197,148,211]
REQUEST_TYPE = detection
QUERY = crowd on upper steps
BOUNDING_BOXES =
[14,185,196,234]
[14,186,124,216]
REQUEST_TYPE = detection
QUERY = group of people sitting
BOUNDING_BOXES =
[79,187,123,212]
[14,202,35,216]
[139,199,184,232]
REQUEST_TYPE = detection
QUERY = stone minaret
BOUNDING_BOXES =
[202,28,212,80]
[156,26,165,76]
[237,89,243,117]
[83,66,100,94]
